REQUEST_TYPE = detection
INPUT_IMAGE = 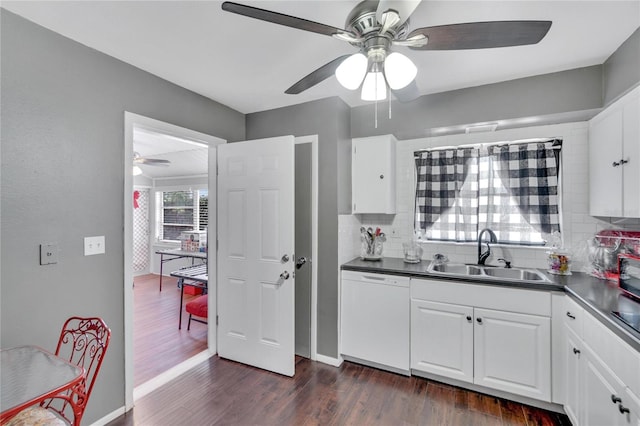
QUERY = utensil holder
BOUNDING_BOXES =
[360,237,383,260]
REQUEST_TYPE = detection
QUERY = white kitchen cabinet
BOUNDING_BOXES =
[411,299,474,383]
[589,86,640,217]
[340,271,410,374]
[474,308,551,401]
[582,344,632,426]
[352,135,396,214]
[410,278,551,402]
[557,295,640,426]
[563,325,582,426]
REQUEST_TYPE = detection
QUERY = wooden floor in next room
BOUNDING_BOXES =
[111,355,571,426]
[133,274,207,387]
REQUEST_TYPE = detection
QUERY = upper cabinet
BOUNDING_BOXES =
[352,135,396,214]
[589,86,640,217]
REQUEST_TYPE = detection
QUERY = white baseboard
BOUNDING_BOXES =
[89,406,126,426]
[316,354,343,367]
[134,350,212,401]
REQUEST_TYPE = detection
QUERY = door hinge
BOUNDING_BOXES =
[216,315,219,326]
[353,203,356,211]
[216,239,218,251]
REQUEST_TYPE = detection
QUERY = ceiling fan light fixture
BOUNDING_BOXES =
[335,53,367,90]
[361,64,387,101]
[132,165,143,176]
[384,52,417,90]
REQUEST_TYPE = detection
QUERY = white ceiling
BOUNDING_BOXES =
[3,1,639,115]
[133,127,208,179]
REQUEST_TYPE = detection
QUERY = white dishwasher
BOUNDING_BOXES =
[340,270,410,375]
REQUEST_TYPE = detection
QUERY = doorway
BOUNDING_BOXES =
[123,112,225,409]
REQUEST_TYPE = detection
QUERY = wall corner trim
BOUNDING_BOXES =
[316,354,343,367]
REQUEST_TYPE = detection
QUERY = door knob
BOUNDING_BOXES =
[280,271,290,280]
[296,257,308,269]
[281,254,290,263]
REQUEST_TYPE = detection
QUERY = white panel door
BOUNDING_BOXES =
[410,299,474,383]
[217,136,295,377]
[474,308,551,401]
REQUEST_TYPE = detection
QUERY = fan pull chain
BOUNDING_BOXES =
[388,87,392,120]
[374,98,378,128]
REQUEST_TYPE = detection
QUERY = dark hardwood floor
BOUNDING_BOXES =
[134,274,207,387]
[111,355,570,426]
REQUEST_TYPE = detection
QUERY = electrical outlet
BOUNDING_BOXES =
[40,243,59,265]
[84,236,105,256]
[390,228,400,239]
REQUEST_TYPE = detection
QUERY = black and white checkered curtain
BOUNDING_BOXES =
[487,140,561,239]
[414,148,479,241]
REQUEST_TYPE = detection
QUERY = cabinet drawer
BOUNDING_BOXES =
[563,296,584,338]
[411,278,551,317]
[583,312,640,398]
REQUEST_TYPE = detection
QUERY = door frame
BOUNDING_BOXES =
[123,112,225,410]
[294,135,319,361]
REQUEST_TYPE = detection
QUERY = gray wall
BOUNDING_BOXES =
[351,66,603,139]
[0,9,244,424]
[246,97,350,358]
[603,27,640,106]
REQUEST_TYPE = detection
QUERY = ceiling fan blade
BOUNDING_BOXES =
[135,158,171,166]
[391,80,420,103]
[407,21,552,50]
[376,0,421,27]
[221,2,357,39]
[285,55,351,95]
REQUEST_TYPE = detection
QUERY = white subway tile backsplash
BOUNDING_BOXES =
[342,122,638,270]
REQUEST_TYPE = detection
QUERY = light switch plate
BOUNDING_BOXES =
[84,236,105,256]
[40,243,59,265]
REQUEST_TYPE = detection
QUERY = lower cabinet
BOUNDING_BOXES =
[411,300,474,383]
[583,344,635,426]
[563,325,582,426]
[411,280,551,402]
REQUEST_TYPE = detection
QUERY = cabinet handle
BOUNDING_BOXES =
[379,174,384,179]
[613,161,621,167]
[620,159,629,165]
[566,312,576,319]
[619,405,630,414]
[466,315,472,322]
[476,317,483,324]
[612,395,622,404]
[573,347,581,355]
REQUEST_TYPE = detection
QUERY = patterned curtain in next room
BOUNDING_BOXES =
[414,147,479,242]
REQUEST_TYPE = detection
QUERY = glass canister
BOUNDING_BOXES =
[547,250,572,275]
[402,241,423,263]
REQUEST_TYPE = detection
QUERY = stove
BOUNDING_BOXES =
[611,310,640,334]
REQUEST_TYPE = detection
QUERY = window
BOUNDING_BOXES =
[157,189,208,241]
[414,139,561,246]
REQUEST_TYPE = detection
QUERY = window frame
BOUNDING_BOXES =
[155,187,208,243]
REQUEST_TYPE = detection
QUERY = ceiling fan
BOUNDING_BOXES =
[221,0,552,102]
[133,152,170,166]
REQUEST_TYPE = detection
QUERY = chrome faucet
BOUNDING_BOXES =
[477,228,497,265]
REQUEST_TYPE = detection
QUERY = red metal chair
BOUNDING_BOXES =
[7,317,111,426]
[185,295,208,330]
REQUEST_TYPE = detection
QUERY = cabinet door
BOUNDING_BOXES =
[564,325,582,426]
[582,345,626,426]
[623,95,640,217]
[411,299,474,383]
[590,108,623,217]
[352,135,396,214]
[474,308,551,401]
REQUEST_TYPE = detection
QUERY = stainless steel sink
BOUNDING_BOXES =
[427,262,551,283]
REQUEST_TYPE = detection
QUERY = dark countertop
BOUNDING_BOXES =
[341,257,640,351]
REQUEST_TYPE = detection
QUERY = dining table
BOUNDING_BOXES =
[0,345,85,423]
